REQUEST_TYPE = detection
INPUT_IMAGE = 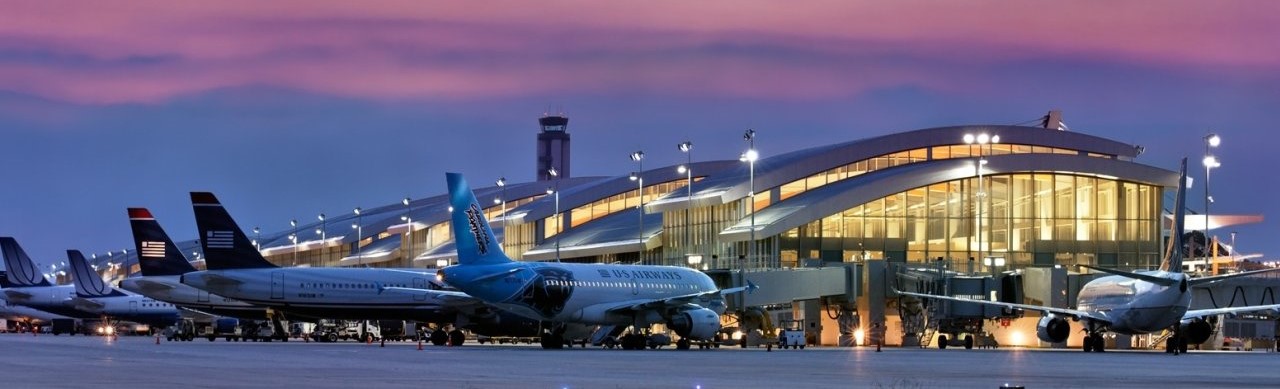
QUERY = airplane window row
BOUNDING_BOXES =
[543,280,699,290]
[141,302,173,308]
[297,282,410,290]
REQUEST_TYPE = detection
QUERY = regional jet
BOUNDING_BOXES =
[179,192,540,341]
[65,249,183,328]
[435,173,756,350]
[896,158,1280,354]
[1,237,101,320]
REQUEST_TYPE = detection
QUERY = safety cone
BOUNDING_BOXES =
[380,338,385,348]
[155,335,160,345]
[417,340,423,351]
[366,335,372,345]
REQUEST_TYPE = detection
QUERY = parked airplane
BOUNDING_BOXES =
[896,158,1280,354]
[0,276,72,329]
[65,249,183,328]
[119,207,267,319]
[436,172,756,350]
[1,237,100,320]
[179,191,540,342]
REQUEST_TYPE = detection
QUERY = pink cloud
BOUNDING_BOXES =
[0,0,1274,104]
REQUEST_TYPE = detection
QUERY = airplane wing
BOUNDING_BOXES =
[604,281,759,314]
[894,289,1112,324]
[1184,304,1280,320]
[377,286,485,307]
[131,279,176,295]
[67,296,105,312]
[1189,267,1280,287]
[3,289,33,301]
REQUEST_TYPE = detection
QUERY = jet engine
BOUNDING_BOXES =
[1036,315,1070,343]
[668,307,720,340]
[1179,318,1213,345]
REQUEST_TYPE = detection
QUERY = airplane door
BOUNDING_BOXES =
[130,300,138,315]
[413,278,426,301]
[197,289,210,303]
[271,272,284,299]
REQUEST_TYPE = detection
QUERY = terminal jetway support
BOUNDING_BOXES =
[1189,273,1280,350]
[711,264,856,346]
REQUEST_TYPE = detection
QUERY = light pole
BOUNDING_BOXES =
[1203,133,1221,263]
[317,213,326,266]
[403,197,413,262]
[290,219,298,266]
[679,141,693,264]
[741,129,757,269]
[496,177,507,246]
[630,151,645,264]
[353,207,362,267]
[252,226,261,251]
[548,168,561,262]
[963,132,999,275]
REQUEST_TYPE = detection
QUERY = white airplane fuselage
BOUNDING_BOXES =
[119,275,265,319]
[1075,271,1190,334]
[1,285,97,319]
[442,261,724,327]
[181,267,453,322]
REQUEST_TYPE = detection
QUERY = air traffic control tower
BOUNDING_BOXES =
[536,114,571,181]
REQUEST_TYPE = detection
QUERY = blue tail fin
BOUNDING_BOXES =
[190,192,278,270]
[446,173,512,266]
[128,208,199,276]
[0,237,53,287]
[67,250,127,297]
[1161,158,1189,272]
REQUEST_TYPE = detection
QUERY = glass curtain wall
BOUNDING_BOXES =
[777,173,1161,271]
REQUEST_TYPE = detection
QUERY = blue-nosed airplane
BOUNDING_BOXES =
[896,158,1280,354]
[178,192,540,343]
[435,172,756,350]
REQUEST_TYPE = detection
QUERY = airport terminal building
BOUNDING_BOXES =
[254,115,1176,279]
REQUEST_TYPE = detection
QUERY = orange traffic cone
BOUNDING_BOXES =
[155,335,160,345]
[366,335,372,345]
[417,340,423,351]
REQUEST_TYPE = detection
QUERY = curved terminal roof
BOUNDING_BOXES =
[648,125,1144,213]
[719,153,1180,242]
[522,208,663,261]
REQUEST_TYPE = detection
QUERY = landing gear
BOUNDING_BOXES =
[676,338,691,350]
[539,323,566,349]
[1082,333,1105,352]
[937,334,948,349]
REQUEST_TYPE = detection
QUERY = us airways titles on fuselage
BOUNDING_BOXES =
[597,269,684,280]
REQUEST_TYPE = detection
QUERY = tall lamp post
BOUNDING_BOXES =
[352,207,363,267]
[252,227,261,251]
[290,219,298,266]
[963,132,999,275]
[548,167,561,262]
[317,213,326,266]
[1203,133,1221,262]
[402,197,413,262]
[741,129,757,269]
[678,140,694,265]
[629,151,645,264]
[496,177,507,246]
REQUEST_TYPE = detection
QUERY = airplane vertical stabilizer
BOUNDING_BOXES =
[0,237,53,287]
[190,192,278,270]
[128,208,199,276]
[1160,158,1189,273]
[67,250,127,297]
[446,173,512,266]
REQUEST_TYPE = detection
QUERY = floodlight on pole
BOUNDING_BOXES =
[630,150,644,264]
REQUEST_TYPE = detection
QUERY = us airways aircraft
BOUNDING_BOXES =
[1,237,100,320]
[436,173,757,350]
[119,208,265,319]
[897,159,1280,354]
[179,192,539,339]
[0,274,72,328]
[66,249,183,328]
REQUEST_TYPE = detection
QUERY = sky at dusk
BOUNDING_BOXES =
[1,1,1278,267]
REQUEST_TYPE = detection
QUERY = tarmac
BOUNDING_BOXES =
[2,334,1277,388]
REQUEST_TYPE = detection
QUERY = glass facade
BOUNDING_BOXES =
[775,173,1161,271]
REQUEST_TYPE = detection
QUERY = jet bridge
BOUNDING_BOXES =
[709,264,856,346]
